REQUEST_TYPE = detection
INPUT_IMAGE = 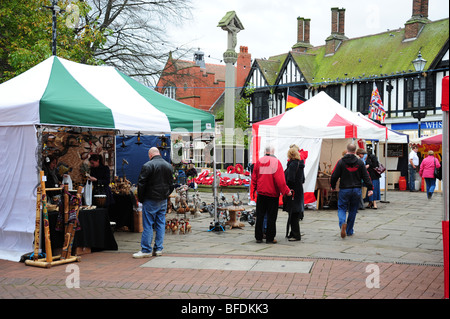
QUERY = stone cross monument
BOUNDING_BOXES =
[217,11,244,131]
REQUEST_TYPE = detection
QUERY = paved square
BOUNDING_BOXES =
[141,256,314,273]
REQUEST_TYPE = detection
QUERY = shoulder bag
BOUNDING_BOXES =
[434,158,442,180]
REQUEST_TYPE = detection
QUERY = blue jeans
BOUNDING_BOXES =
[408,165,416,190]
[425,178,436,195]
[337,188,361,236]
[141,199,167,253]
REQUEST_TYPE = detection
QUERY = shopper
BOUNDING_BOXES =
[252,146,292,244]
[134,147,174,258]
[408,145,419,191]
[283,146,305,241]
[419,150,441,199]
[365,148,381,209]
[356,148,368,209]
[331,143,373,238]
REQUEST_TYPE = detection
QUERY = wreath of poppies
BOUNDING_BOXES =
[193,166,250,186]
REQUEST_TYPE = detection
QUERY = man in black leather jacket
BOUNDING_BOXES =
[134,147,173,258]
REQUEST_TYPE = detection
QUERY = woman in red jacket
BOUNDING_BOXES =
[419,150,441,199]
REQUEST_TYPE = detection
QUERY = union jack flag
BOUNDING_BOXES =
[368,83,386,123]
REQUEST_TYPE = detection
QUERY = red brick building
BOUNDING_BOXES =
[156,46,252,112]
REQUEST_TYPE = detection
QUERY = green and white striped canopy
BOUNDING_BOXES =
[0,56,214,133]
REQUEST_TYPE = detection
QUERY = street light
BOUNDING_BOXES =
[43,0,64,56]
[412,51,427,137]
[267,95,273,118]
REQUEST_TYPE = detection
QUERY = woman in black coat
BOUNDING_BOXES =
[88,154,114,206]
[283,146,305,241]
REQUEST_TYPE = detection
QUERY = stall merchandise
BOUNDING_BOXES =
[251,92,408,206]
[194,169,250,187]
[0,56,215,262]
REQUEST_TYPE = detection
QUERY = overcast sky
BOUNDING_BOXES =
[165,0,449,64]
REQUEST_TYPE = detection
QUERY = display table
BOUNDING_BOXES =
[316,176,338,209]
[226,206,245,229]
[109,192,136,231]
[49,208,118,253]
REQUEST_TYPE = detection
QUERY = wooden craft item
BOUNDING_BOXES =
[25,171,81,268]
[61,185,82,260]
[40,171,53,263]
[33,187,42,261]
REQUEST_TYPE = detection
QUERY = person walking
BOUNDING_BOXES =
[408,145,419,191]
[251,146,292,244]
[134,147,174,258]
[419,150,441,199]
[365,148,381,209]
[331,143,373,238]
[283,146,305,241]
[356,148,368,210]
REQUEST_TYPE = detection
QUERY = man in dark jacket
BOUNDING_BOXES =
[134,147,173,258]
[331,143,373,238]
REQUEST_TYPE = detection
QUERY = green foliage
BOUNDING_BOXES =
[216,84,254,147]
[0,0,107,83]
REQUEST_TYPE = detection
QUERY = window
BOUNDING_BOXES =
[404,75,434,110]
[318,85,341,103]
[163,86,176,99]
[251,93,269,122]
[357,81,384,114]
[324,85,341,103]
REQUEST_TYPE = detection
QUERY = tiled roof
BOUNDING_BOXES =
[171,59,227,82]
[257,18,449,87]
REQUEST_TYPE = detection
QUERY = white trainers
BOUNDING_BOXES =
[153,250,162,257]
[132,251,152,258]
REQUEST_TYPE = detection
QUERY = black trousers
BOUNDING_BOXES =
[287,211,301,240]
[255,194,279,242]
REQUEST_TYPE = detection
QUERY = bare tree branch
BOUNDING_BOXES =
[80,0,193,86]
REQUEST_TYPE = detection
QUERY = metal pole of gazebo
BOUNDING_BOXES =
[441,76,449,299]
[381,139,390,203]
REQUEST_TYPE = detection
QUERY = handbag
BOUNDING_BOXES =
[434,159,442,180]
[374,163,386,175]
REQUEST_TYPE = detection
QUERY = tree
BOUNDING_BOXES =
[82,0,193,86]
[0,0,106,82]
[1,0,193,85]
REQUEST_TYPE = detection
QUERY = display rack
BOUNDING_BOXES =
[25,171,81,268]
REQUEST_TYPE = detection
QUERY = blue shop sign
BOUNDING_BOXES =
[391,121,442,131]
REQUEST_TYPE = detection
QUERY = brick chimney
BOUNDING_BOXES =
[404,0,430,41]
[292,17,312,53]
[325,8,347,56]
[236,46,251,88]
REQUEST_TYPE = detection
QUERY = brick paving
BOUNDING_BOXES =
[0,190,447,302]
[0,252,444,299]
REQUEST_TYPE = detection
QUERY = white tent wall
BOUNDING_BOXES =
[256,131,375,206]
[0,125,38,261]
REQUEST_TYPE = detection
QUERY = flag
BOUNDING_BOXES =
[286,89,305,110]
[368,83,386,123]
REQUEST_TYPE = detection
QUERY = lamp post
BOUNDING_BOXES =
[412,51,427,138]
[267,95,273,117]
[43,0,63,56]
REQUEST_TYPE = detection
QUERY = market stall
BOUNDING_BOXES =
[251,91,408,207]
[0,56,214,262]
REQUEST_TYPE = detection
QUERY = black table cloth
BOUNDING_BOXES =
[108,192,136,231]
[48,208,118,252]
